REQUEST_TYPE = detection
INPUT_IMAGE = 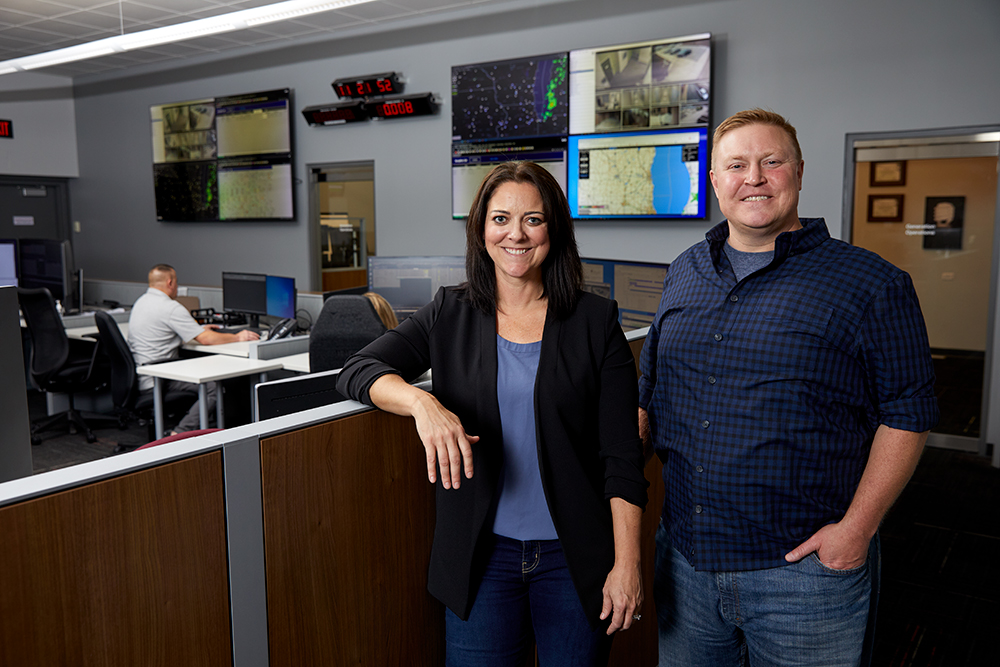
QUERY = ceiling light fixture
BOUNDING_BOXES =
[0,0,375,76]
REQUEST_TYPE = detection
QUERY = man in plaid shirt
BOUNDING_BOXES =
[638,109,938,666]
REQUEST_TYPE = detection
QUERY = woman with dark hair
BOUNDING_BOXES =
[338,162,647,666]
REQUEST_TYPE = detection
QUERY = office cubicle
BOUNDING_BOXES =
[0,329,657,666]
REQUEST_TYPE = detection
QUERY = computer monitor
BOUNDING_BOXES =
[222,271,267,327]
[581,257,669,330]
[19,238,75,310]
[367,256,467,316]
[266,275,296,319]
[0,239,18,287]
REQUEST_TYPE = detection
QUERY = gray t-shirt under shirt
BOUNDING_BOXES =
[725,242,774,282]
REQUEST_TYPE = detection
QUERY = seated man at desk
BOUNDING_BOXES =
[129,264,258,433]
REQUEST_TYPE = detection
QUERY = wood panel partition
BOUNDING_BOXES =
[261,410,444,665]
[261,335,660,666]
[0,453,232,666]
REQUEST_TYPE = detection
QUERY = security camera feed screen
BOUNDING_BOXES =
[215,90,292,157]
[151,88,293,221]
[567,127,708,219]
[569,35,711,135]
[452,52,569,143]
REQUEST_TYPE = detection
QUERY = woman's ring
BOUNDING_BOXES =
[632,614,641,621]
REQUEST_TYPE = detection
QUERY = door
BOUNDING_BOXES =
[307,162,375,293]
[845,129,1000,456]
[0,176,71,240]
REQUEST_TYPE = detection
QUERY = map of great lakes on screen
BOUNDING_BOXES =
[577,144,699,216]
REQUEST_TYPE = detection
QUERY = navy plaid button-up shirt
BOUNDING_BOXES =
[638,218,939,572]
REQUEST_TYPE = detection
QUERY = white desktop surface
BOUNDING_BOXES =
[136,355,283,384]
[183,340,252,357]
[61,321,129,341]
[278,352,310,373]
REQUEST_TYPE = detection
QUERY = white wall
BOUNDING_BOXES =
[47,0,1000,289]
[0,71,79,178]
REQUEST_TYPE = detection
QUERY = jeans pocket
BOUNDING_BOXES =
[807,551,868,576]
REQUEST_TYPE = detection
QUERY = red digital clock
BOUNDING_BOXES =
[366,93,439,120]
[332,72,402,99]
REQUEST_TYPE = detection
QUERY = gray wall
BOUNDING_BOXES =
[26,0,1000,290]
[0,71,78,178]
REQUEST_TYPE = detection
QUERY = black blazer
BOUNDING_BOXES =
[338,287,648,628]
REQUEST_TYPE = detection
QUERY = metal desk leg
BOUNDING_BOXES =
[153,377,165,440]
[216,384,225,429]
[198,384,209,430]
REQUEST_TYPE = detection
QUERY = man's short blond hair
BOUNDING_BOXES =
[148,263,176,287]
[713,108,802,165]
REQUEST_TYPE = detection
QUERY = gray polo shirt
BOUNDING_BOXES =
[128,287,205,390]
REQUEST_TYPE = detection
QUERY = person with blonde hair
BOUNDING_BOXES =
[363,291,398,329]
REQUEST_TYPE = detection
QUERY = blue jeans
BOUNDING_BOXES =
[655,524,879,667]
[445,534,612,667]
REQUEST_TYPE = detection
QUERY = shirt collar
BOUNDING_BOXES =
[707,218,830,268]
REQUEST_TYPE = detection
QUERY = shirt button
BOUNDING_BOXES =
[730,295,739,302]
[708,375,717,385]
[696,465,704,473]
[701,420,710,429]
[714,333,723,341]
[695,505,703,514]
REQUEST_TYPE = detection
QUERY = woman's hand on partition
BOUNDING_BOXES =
[410,393,478,489]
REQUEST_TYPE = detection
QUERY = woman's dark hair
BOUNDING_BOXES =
[461,161,582,318]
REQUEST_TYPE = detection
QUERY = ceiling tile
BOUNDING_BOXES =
[2,1,73,19]
[384,0,481,11]
[292,10,365,30]
[337,3,415,21]
[127,0,228,13]
[249,20,319,37]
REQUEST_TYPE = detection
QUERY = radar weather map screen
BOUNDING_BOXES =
[451,52,569,142]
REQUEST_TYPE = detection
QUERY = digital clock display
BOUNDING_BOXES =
[301,101,369,126]
[367,93,439,120]
[332,72,402,99]
[0,119,12,139]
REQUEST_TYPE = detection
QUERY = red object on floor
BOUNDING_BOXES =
[136,428,222,450]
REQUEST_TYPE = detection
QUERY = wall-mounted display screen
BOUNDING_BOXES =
[451,52,569,143]
[569,34,711,136]
[451,35,710,221]
[451,137,567,219]
[568,127,708,219]
[151,89,294,222]
[581,257,669,330]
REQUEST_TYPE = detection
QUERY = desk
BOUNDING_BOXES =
[184,340,252,357]
[278,352,310,373]
[64,321,128,341]
[137,356,284,439]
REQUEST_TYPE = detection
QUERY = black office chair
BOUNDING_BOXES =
[93,310,198,443]
[309,295,387,373]
[17,287,112,445]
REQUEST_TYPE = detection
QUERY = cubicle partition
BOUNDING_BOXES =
[0,329,657,666]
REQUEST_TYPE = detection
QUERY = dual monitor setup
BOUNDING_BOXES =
[0,238,80,312]
[221,272,296,329]
[366,255,668,329]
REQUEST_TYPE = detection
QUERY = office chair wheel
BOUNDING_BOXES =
[85,431,97,444]
[31,435,42,446]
